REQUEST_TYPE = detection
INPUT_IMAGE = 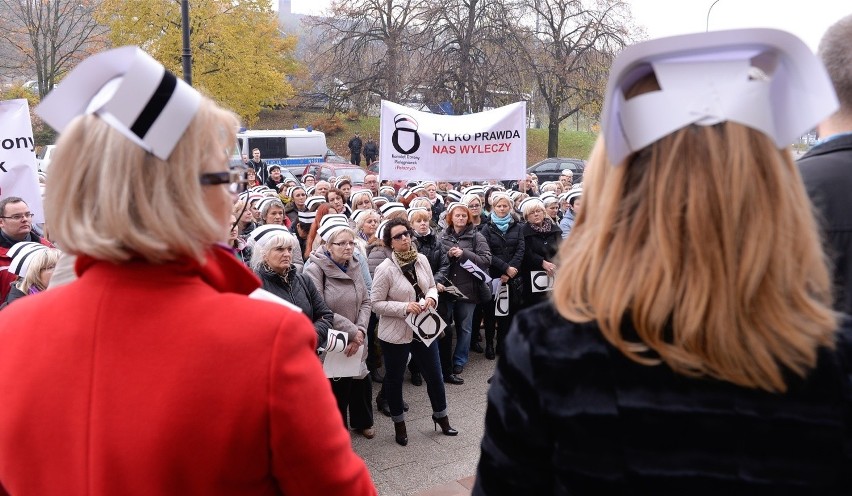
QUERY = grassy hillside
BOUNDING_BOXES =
[255,108,597,165]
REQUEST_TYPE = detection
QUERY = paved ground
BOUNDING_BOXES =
[350,343,496,496]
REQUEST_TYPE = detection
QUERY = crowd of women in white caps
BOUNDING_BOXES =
[4,163,582,446]
[225,172,582,445]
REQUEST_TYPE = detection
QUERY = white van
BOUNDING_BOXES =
[36,145,57,172]
[234,129,328,178]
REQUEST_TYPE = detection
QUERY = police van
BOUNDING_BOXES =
[234,129,327,178]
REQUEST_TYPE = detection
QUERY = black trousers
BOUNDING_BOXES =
[329,376,373,430]
[350,152,361,165]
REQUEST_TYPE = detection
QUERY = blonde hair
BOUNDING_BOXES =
[554,124,837,393]
[45,98,239,263]
[17,248,61,293]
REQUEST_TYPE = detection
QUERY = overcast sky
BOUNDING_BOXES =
[284,0,850,52]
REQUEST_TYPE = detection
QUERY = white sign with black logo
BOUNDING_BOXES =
[461,259,492,284]
[494,283,510,316]
[530,271,555,293]
[0,99,43,223]
[405,307,446,347]
[322,329,362,378]
[379,100,527,181]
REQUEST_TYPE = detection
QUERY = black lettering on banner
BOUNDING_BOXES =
[495,285,509,316]
[0,162,6,172]
[412,312,442,340]
[326,331,348,353]
[531,271,554,292]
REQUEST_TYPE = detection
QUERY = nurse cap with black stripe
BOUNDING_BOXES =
[36,46,202,161]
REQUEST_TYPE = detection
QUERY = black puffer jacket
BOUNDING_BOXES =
[414,228,450,285]
[257,265,334,350]
[481,217,525,279]
[439,224,492,303]
[520,219,562,308]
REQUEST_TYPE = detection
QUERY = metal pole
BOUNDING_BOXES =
[706,0,721,32]
[181,0,192,85]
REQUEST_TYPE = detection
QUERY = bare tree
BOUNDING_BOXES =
[303,0,434,112]
[424,0,526,114]
[502,0,637,156]
[0,0,106,98]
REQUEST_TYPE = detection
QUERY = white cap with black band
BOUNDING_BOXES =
[36,46,202,161]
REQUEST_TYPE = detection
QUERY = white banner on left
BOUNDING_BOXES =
[378,100,527,182]
[0,99,43,223]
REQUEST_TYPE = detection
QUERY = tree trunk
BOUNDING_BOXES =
[547,109,560,157]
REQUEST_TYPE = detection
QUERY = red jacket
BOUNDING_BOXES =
[0,233,53,302]
[0,246,376,496]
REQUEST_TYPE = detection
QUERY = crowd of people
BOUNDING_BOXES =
[3,16,852,496]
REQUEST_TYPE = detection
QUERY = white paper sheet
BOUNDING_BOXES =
[530,271,554,293]
[322,329,362,378]
[405,307,446,348]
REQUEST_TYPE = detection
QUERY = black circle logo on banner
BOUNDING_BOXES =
[495,288,510,314]
[414,312,441,340]
[327,331,348,352]
[531,272,552,292]
[392,114,421,155]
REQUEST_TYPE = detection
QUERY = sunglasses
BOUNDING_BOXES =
[391,230,413,241]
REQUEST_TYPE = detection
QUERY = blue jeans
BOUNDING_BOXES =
[444,300,476,368]
[379,338,447,423]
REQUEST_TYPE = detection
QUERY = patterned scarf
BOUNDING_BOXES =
[393,247,419,266]
[529,217,553,233]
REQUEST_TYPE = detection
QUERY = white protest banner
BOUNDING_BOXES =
[530,271,555,293]
[323,329,362,378]
[0,99,43,223]
[405,307,446,348]
[461,259,491,284]
[378,100,526,181]
[494,282,509,316]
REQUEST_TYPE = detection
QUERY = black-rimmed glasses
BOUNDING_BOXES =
[0,212,34,221]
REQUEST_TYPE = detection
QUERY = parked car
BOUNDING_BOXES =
[36,145,57,172]
[526,157,586,184]
[324,148,349,163]
[302,163,368,185]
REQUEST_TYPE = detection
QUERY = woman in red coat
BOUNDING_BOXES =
[0,47,376,496]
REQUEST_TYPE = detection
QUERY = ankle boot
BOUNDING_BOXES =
[394,421,408,446]
[376,394,391,417]
[432,415,458,436]
[485,343,495,360]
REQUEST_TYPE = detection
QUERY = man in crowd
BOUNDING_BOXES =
[798,14,852,314]
[314,180,331,197]
[248,148,268,184]
[0,197,53,301]
[348,133,363,166]
[363,136,378,165]
[364,174,379,196]
[559,173,574,190]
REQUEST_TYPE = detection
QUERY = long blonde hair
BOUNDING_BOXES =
[554,123,837,393]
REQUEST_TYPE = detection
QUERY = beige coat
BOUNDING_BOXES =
[371,254,439,344]
[304,251,371,378]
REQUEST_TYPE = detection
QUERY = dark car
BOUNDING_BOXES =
[526,157,585,184]
[302,163,368,185]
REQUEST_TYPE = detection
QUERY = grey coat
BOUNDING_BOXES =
[304,250,372,378]
[439,224,492,303]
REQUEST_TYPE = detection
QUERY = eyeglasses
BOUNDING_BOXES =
[0,212,34,221]
[330,241,356,248]
[391,230,413,241]
[199,169,248,187]
[468,203,482,208]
